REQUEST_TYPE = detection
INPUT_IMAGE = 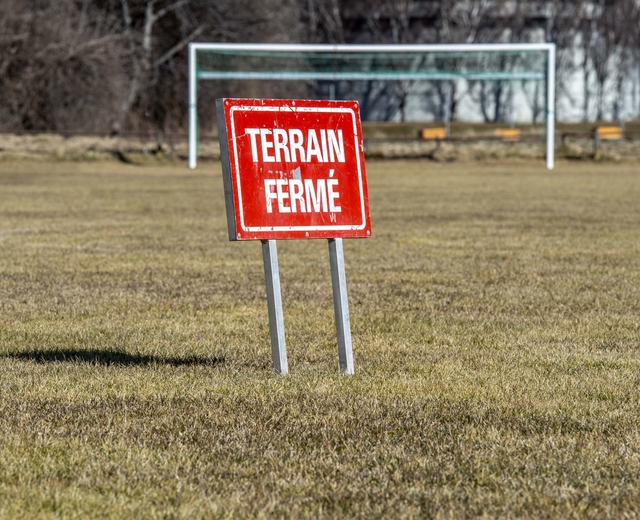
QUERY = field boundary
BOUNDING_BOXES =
[1,126,639,164]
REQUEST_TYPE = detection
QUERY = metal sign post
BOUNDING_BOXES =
[328,238,354,374]
[261,239,288,374]
[217,98,371,374]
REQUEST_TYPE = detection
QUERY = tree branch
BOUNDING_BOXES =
[151,0,191,24]
[154,25,206,68]
[34,34,126,60]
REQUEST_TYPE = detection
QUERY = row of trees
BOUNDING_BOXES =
[1,0,639,136]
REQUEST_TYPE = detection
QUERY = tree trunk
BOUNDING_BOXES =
[582,45,590,122]
[492,82,503,122]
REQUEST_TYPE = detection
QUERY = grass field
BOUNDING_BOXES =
[1,159,640,518]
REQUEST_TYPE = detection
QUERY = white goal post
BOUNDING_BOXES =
[188,42,556,169]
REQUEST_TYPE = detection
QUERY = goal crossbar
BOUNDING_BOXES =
[198,72,545,81]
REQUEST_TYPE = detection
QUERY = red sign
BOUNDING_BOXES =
[216,98,371,241]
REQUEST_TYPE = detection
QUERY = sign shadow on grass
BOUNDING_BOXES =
[4,349,225,367]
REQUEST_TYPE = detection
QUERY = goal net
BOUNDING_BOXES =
[189,43,555,169]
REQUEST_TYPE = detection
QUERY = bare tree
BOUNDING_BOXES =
[113,0,206,139]
[0,0,127,133]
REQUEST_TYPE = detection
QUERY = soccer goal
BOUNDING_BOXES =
[188,43,556,169]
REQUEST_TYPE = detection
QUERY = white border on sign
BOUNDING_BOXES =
[229,105,367,233]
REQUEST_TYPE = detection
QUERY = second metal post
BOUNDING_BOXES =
[328,238,354,374]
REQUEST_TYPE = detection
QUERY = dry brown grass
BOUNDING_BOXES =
[1,160,640,518]
[0,134,218,163]
[3,126,639,164]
